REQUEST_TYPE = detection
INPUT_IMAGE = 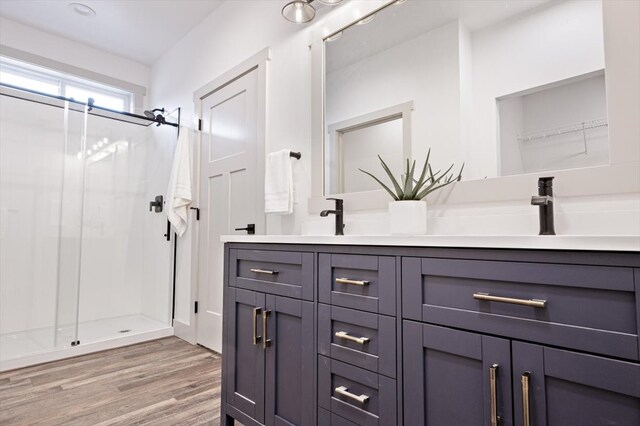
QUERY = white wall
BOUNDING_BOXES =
[0,97,65,335]
[149,0,319,330]
[0,17,150,98]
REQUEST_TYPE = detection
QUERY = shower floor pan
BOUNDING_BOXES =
[0,314,172,371]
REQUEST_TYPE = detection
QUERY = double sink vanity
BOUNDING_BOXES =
[219,0,640,423]
[220,235,640,426]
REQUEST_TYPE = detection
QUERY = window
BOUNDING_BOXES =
[0,57,133,112]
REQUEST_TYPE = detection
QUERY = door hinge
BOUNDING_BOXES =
[190,207,200,220]
[194,301,198,314]
[198,119,202,131]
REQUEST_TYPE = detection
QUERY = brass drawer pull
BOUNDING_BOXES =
[335,331,370,345]
[335,278,369,286]
[250,268,278,275]
[522,372,531,426]
[262,310,271,349]
[334,386,369,404]
[490,363,500,426]
[473,292,546,308]
[252,307,262,345]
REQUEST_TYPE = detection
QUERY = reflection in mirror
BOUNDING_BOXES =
[325,102,411,195]
[324,0,608,194]
[498,71,609,176]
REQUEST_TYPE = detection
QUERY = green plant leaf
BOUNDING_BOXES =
[377,155,404,198]
[358,168,399,200]
[402,159,416,200]
[358,151,463,202]
[410,150,431,198]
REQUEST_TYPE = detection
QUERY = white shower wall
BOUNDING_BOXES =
[0,97,64,335]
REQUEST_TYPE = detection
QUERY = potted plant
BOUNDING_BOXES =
[359,149,464,235]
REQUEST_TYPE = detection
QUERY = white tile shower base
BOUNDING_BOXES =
[0,314,173,371]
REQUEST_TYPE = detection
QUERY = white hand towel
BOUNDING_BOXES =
[264,149,294,215]
[166,126,192,236]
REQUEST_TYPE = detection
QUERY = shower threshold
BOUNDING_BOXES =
[0,314,173,371]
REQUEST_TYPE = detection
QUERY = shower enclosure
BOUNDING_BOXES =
[0,85,176,371]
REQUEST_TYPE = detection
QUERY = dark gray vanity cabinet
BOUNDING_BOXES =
[404,321,640,426]
[402,256,640,426]
[511,342,640,426]
[223,249,315,426]
[403,321,513,426]
[222,243,640,426]
[225,287,266,423]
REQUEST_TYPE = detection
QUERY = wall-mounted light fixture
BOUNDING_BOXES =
[282,0,343,24]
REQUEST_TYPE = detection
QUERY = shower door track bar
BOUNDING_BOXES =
[0,83,178,128]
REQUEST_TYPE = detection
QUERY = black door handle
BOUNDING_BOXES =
[235,224,255,234]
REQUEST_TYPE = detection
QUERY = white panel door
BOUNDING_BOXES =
[197,68,263,352]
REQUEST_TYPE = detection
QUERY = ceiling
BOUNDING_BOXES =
[0,0,225,65]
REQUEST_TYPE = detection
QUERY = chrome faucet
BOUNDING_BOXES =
[531,177,555,235]
[320,197,344,236]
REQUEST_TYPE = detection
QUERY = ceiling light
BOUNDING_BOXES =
[395,0,408,4]
[316,0,344,5]
[326,31,343,42]
[282,0,315,24]
[356,14,376,26]
[68,2,96,17]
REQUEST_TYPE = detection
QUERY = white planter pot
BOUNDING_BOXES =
[388,200,427,235]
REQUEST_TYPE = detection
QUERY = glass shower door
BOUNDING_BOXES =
[0,94,84,364]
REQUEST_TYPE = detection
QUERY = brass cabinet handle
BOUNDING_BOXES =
[335,278,369,286]
[334,385,369,404]
[252,307,262,345]
[251,268,278,275]
[335,331,370,345]
[490,363,500,426]
[473,292,546,308]
[262,310,271,349]
[522,372,531,426]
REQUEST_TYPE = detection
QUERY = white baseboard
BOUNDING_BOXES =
[173,319,196,345]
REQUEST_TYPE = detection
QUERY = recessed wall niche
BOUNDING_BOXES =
[498,71,609,176]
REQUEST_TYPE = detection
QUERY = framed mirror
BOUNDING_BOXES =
[311,0,637,207]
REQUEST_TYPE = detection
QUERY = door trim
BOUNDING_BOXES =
[179,48,270,347]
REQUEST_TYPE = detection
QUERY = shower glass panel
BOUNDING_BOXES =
[0,95,83,358]
[76,113,174,345]
[0,88,174,370]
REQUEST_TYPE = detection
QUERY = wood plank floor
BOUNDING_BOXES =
[0,337,221,425]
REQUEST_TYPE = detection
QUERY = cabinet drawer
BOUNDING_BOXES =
[318,356,397,426]
[229,249,314,300]
[402,257,639,360]
[318,408,359,426]
[319,254,396,315]
[318,304,396,378]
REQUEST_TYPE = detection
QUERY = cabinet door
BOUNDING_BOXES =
[226,287,266,423]
[512,342,640,426]
[265,295,315,426]
[403,321,513,426]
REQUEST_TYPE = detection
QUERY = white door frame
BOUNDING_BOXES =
[182,48,269,347]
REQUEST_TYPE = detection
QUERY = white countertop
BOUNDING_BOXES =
[220,234,640,252]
